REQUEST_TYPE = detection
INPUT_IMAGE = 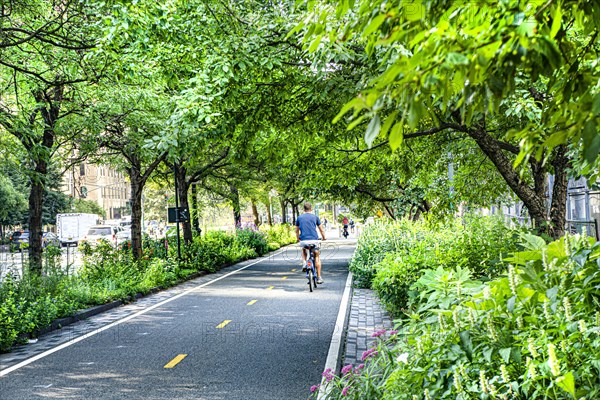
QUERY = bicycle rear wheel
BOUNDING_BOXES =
[307,269,314,292]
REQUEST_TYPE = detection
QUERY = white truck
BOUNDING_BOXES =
[56,213,99,246]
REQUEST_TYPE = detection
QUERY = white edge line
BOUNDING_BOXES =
[0,249,285,377]
[317,271,353,400]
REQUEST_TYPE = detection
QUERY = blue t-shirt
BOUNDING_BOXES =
[296,213,321,240]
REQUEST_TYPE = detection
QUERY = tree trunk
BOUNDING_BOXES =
[549,145,569,238]
[294,202,301,224]
[129,167,144,260]
[292,202,297,225]
[265,198,273,226]
[175,163,193,245]
[468,129,551,235]
[28,163,46,273]
[191,183,201,235]
[280,198,287,224]
[230,184,241,228]
[27,87,62,273]
[251,199,260,227]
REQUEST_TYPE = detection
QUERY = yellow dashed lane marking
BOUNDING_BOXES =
[291,269,297,272]
[266,286,274,290]
[281,276,288,280]
[247,300,258,306]
[164,354,187,369]
[216,320,232,329]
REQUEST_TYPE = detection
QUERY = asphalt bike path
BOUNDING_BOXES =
[0,241,355,400]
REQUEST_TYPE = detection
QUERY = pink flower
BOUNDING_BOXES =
[341,364,353,376]
[361,348,378,361]
[389,330,398,335]
[356,363,365,371]
[322,368,335,382]
[310,385,320,393]
[342,386,351,396]
[371,329,387,338]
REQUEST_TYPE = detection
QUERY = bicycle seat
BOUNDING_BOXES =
[302,244,317,249]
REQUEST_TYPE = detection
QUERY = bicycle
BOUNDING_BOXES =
[302,244,319,292]
[342,225,349,239]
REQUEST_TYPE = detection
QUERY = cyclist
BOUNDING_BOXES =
[342,216,349,238]
[349,218,355,233]
[296,202,326,284]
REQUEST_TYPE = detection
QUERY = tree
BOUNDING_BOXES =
[295,0,600,237]
[0,0,103,271]
[91,86,169,259]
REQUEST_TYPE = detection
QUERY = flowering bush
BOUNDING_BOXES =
[318,233,600,399]
[310,330,400,399]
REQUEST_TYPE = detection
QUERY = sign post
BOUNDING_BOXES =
[173,164,182,265]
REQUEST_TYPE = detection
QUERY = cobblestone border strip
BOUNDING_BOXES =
[318,271,353,400]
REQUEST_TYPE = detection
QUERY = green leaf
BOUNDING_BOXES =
[308,35,322,52]
[404,4,424,21]
[379,111,399,138]
[446,52,469,66]
[363,14,386,36]
[592,93,600,116]
[507,296,516,312]
[483,347,494,363]
[347,114,367,130]
[520,233,547,251]
[459,330,473,360]
[582,120,600,164]
[499,347,512,363]
[550,5,562,38]
[556,371,575,396]
[364,115,381,147]
[333,98,363,124]
[389,121,404,150]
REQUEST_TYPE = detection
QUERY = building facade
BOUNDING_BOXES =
[63,163,130,220]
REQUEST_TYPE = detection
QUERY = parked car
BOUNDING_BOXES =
[116,229,132,245]
[42,232,60,248]
[9,230,29,250]
[81,225,120,247]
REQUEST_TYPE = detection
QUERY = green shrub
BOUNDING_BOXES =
[371,253,423,316]
[349,220,414,288]
[317,234,600,399]
[350,216,518,290]
[235,228,268,256]
[267,242,281,251]
[260,224,296,246]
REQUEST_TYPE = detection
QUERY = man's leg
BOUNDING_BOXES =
[315,251,323,283]
[301,247,307,270]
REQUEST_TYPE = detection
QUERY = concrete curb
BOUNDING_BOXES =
[318,271,354,400]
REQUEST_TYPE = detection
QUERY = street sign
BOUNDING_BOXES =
[168,207,190,223]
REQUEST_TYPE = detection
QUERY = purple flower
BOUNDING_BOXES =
[341,364,353,376]
[355,363,365,372]
[361,348,378,361]
[322,368,335,382]
[310,385,320,393]
[371,329,387,338]
[342,386,351,396]
[389,330,399,335]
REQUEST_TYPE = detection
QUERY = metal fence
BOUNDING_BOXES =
[566,219,600,240]
[0,246,82,282]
